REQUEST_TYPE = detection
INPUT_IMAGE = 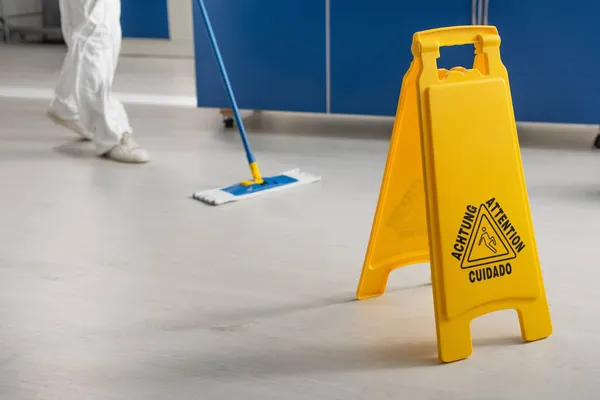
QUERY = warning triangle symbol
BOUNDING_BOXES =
[461,204,517,269]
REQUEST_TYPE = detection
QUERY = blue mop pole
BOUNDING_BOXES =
[196,0,263,183]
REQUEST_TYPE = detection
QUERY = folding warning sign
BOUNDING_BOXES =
[356,26,552,363]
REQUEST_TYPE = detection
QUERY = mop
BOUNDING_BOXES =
[192,0,321,206]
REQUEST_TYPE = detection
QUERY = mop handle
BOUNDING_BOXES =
[196,0,263,183]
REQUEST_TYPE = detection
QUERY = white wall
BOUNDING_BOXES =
[168,0,194,43]
[121,0,195,58]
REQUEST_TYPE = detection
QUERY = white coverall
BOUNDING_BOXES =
[50,0,133,156]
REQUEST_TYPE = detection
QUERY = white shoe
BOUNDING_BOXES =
[104,133,150,164]
[46,110,93,141]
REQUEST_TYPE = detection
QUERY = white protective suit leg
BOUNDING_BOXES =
[49,0,147,162]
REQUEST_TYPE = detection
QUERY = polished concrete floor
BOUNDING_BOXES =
[1,44,600,399]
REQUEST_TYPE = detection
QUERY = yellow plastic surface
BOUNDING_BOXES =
[241,162,264,186]
[356,26,552,363]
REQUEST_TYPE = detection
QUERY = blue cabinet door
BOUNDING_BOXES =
[330,0,472,116]
[192,0,327,113]
[121,0,170,39]
[490,1,600,124]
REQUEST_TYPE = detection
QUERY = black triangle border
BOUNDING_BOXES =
[460,204,517,269]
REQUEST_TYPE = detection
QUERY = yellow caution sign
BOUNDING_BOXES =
[356,26,552,363]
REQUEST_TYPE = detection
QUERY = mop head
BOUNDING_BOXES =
[193,169,321,206]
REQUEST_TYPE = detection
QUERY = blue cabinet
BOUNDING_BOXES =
[121,0,170,39]
[192,0,327,113]
[193,1,594,123]
[490,0,600,124]
[192,1,472,117]
[329,0,472,116]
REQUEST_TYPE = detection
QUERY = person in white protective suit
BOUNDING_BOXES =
[46,0,150,163]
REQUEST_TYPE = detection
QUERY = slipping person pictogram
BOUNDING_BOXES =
[478,227,497,254]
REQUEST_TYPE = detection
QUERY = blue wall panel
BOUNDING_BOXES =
[121,0,170,39]
[490,1,600,124]
[330,0,472,116]
[192,0,326,113]
[191,1,598,123]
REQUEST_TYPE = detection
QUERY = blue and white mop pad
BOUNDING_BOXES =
[193,169,321,206]
[193,0,320,206]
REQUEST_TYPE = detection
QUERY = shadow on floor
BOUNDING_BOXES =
[127,283,529,379]
[218,111,395,141]
[198,341,442,376]
[52,139,96,159]
[527,182,600,204]
[150,293,358,332]
[138,334,524,380]
[217,112,600,152]
[517,123,599,152]
[148,283,431,333]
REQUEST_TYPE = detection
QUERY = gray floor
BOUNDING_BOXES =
[1,44,600,400]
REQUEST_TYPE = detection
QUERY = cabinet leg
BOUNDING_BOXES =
[219,109,263,128]
[220,108,234,128]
